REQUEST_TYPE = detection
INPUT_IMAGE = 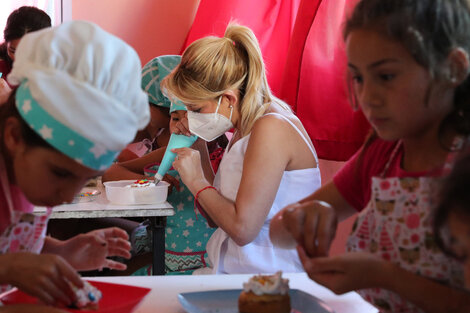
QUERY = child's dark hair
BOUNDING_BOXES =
[346,0,470,152]
[0,6,51,67]
[433,152,470,259]
[0,91,51,151]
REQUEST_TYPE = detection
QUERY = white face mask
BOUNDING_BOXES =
[187,96,233,142]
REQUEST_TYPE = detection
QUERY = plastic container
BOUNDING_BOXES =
[103,180,169,205]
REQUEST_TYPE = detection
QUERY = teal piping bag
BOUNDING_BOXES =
[154,133,197,184]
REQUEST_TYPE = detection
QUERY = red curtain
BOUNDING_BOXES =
[280,0,370,161]
[183,0,370,161]
[181,0,301,96]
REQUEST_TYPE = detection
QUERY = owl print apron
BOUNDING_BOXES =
[346,140,464,312]
[0,155,52,293]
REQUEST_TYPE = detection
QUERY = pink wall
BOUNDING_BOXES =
[72,0,200,65]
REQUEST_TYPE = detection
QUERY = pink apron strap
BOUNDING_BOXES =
[379,140,402,178]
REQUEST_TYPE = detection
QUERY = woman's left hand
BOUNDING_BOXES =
[61,227,131,271]
[172,147,208,192]
[298,246,386,294]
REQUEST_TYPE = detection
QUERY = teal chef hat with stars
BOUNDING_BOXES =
[8,21,150,170]
[141,55,186,111]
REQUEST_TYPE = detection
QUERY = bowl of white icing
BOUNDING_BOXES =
[103,179,169,205]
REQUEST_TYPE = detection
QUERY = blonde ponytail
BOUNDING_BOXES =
[162,22,288,137]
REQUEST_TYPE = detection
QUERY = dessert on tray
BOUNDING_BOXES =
[238,271,291,313]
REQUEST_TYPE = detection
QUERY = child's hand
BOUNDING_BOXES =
[0,252,83,306]
[61,227,131,271]
[282,200,337,257]
[0,304,69,313]
[171,113,191,136]
[298,247,386,294]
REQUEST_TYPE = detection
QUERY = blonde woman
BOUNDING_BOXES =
[162,23,321,274]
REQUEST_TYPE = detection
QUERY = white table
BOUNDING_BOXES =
[34,190,174,275]
[87,273,378,313]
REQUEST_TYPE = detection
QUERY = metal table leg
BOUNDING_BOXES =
[150,216,166,275]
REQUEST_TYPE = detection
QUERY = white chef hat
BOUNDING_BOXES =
[9,21,150,170]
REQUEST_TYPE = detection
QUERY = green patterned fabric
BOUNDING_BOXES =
[141,55,181,108]
[133,166,215,275]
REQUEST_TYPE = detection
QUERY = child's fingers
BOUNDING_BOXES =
[106,237,131,249]
[58,259,84,289]
[309,256,344,274]
[282,204,305,243]
[297,245,312,269]
[103,259,127,271]
[297,245,344,274]
[173,122,191,136]
[101,227,129,240]
[42,278,74,306]
[107,245,132,259]
[315,208,336,257]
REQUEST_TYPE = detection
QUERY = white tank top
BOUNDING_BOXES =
[194,113,321,274]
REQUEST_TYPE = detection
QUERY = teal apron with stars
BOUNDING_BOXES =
[145,164,215,275]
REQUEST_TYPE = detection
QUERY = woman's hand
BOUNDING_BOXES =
[0,252,83,306]
[282,200,338,257]
[60,227,131,271]
[172,147,208,193]
[298,247,386,294]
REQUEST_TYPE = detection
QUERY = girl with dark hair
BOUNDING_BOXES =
[0,6,51,73]
[0,21,150,309]
[271,0,470,312]
[0,6,51,105]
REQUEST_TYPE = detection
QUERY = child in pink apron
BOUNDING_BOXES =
[0,21,149,308]
[270,0,470,311]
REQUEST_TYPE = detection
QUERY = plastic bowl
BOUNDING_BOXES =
[103,180,169,205]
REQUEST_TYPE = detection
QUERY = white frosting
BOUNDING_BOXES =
[242,271,289,295]
[73,281,102,308]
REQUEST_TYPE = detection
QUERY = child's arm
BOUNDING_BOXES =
[42,228,131,272]
[298,250,470,313]
[102,146,166,182]
[0,304,69,313]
